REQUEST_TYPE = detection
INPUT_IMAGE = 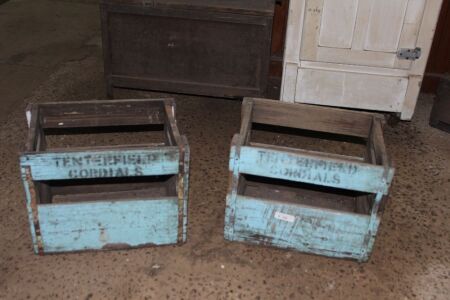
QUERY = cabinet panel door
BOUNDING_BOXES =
[295,68,408,112]
[300,0,426,69]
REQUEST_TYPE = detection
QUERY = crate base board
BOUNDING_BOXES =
[36,198,179,253]
[225,195,377,262]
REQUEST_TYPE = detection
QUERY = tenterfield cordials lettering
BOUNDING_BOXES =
[257,150,358,185]
[53,153,159,179]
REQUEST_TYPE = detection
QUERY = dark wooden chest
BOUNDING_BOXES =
[100,0,275,98]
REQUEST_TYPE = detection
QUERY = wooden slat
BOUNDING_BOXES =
[36,98,166,107]
[37,98,165,117]
[164,101,183,147]
[178,135,190,242]
[37,182,52,204]
[49,177,175,197]
[42,114,164,129]
[25,104,42,152]
[370,118,390,167]
[238,145,390,195]
[46,143,166,153]
[37,199,179,253]
[230,195,370,260]
[20,147,180,181]
[355,194,373,215]
[240,99,254,145]
[52,188,174,204]
[242,178,365,214]
[249,142,365,163]
[366,132,378,165]
[249,98,375,138]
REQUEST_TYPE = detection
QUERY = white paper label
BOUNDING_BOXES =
[274,212,296,223]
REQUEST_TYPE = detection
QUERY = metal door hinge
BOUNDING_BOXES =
[397,47,422,61]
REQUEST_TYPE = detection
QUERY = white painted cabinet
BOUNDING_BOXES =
[281,0,442,120]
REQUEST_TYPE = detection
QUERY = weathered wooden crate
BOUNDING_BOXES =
[20,99,189,254]
[225,98,395,261]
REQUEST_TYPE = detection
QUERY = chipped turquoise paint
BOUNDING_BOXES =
[20,148,180,181]
[181,142,190,242]
[37,199,179,253]
[238,146,390,195]
[224,141,240,238]
[224,195,235,241]
[362,217,381,261]
[363,192,384,260]
[228,143,237,171]
[229,195,371,261]
[224,135,392,261]
[20,167,39,254]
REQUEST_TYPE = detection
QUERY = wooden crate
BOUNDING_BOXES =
[20,99,189,254]
[225,98,395,262]
[100,0,275,99]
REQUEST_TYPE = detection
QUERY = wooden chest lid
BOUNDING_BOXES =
[101,0,275,16]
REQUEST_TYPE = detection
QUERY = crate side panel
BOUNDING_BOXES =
[230,196,370,259]
[239,146,389,194]
[38,199,179,252]
[21,148,179,181]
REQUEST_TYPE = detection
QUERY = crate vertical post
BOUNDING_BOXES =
[225,99,253,240]
[163,100,190,243]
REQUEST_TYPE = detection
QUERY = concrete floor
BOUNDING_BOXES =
[0,1,449,299]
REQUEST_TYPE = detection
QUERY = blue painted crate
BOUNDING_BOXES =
[225,98,394,262]
[20,99,189,254]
